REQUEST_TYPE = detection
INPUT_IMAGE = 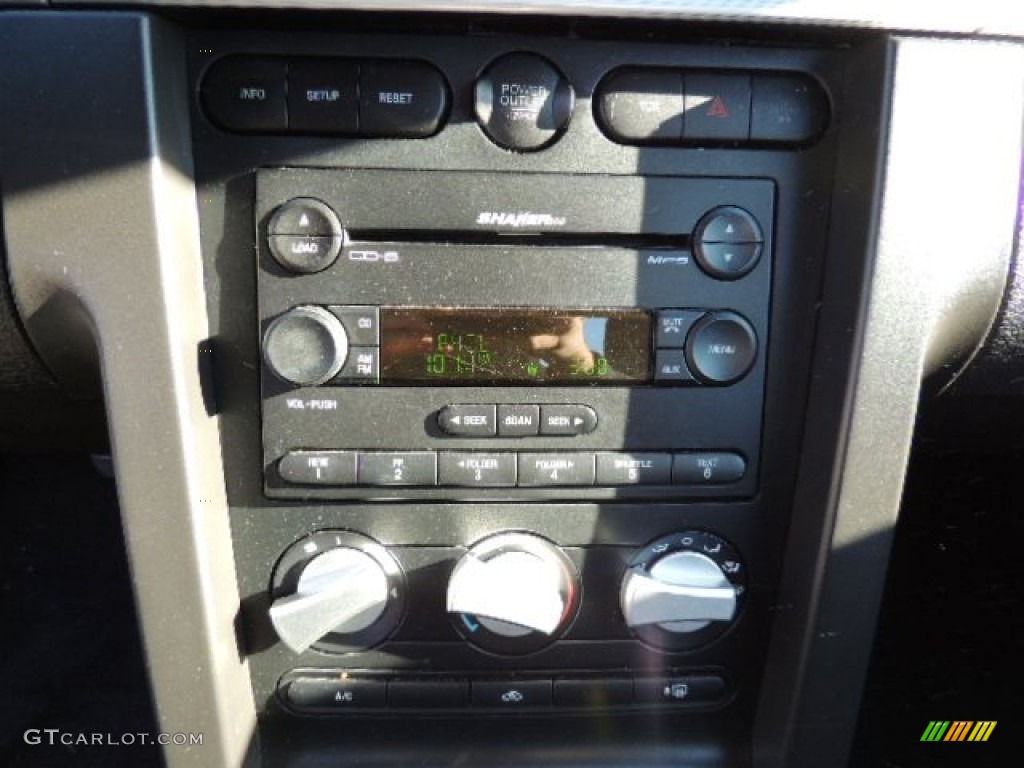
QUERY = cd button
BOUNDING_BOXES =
[438,404,497,437]
[540,404,597,436]
[329,306,380,346]
[498,404,540,437]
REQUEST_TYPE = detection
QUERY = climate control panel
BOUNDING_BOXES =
[266,528,747,716]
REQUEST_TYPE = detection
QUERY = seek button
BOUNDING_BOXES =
[541,404,597,436]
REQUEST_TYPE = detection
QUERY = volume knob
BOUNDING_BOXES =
[262,305,348,386]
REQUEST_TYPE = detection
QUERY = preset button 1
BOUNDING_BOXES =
[278,451,358,486]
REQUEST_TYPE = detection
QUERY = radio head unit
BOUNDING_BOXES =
[257,168,773,501]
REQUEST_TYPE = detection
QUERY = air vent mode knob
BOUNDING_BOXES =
[447,532,580,655]
[268,531,405,654]
[621,530,746,652]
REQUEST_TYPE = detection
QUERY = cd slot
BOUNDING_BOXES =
[346,231,691,249]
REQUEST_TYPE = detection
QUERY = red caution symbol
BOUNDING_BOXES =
[706,95,730,119]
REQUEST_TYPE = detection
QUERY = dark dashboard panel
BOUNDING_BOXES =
[1,7,1020,768]
[185,22,850,767]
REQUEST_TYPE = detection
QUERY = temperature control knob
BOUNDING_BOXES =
[621,531,746,652]
[447,532,580,655]
[262,305,348,386]
[269,531,405,654]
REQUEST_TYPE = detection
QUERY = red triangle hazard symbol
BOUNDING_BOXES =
[707,95,730,119]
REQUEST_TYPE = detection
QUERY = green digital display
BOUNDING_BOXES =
[379,307,651,384]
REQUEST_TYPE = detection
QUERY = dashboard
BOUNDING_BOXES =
[0,3,1021,768]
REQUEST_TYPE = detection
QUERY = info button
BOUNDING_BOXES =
[438,404,497,437]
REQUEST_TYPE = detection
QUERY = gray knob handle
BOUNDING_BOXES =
[447,545,567,636]
[621,551,737,633]
[269,547,390,654]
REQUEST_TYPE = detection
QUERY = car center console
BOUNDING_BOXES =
[186,22,849,757]
[3,7,1019,768]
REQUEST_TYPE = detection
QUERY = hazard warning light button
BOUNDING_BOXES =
[683,73,751,141]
